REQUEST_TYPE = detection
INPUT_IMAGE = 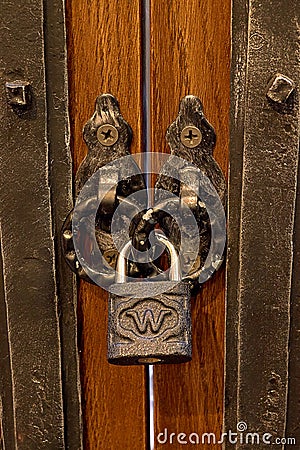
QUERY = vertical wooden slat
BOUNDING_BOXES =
[150,1,231,447]
[65,1,147,449]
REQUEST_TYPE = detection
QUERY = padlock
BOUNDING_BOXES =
[108,234,192,365]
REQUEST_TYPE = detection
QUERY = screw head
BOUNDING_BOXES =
[97,124,119,146]
[266,73,295,104]
[180,126,202,148]
[5,80,31,107]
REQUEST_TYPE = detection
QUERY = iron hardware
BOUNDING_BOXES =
[266,73,295,104]
[5,80,31,108]
[62,93,147,284]
[108,233,192,365]
[62,93,226,365]
[62,94,226,287]
[225,0,300,442]
[154,95,226,286]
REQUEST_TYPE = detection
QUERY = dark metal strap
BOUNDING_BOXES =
[0,0,82,448]
[44,0,83,447]
[225,0,300,446]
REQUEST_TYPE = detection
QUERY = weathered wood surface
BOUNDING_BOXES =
[150,1,231,448]
[65,1,147,448]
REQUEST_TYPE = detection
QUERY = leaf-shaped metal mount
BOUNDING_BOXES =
[76,94,133,193]
[61,94,147,285]
[165,95,226,202]
[154,95,227,286]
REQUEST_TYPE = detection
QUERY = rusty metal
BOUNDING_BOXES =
[225,0,300,447]
[266,73,295,104]
[62,94,147,284]
[108,234,192,365]
[0,0,83,448]
[180,125,202,148]
[154,95,227,286]
[5,80,31,108]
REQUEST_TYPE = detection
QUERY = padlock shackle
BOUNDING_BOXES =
[156,234,181,282]
[115,233,181,283]
[115,240,132,284]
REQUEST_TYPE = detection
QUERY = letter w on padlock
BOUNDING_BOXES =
[126,308,172,334]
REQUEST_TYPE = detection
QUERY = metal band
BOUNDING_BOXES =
[286,140,300,446]
[0,0,82,448]
[44,0,83,447]
[225,0,300,447]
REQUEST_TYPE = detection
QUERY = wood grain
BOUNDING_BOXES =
[150,1,231,448]
[65,2,147,449]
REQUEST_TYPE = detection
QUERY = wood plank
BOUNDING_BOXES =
[150,1,231,447]
[65,1,147,449]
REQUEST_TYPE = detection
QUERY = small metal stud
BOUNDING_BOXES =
[66,250,76,261]
[266,73,295,104]
[180,125,202,148]
[5,80,31,108]
[63,229,73,240]
[97,124,119,146]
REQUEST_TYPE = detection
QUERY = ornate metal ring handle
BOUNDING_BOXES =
[62,94,226,287]
[61,94,147,284]
[133,95,227,286]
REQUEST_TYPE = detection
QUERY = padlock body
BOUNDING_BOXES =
[108,280,191,365]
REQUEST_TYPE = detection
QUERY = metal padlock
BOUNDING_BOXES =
[108,234,192,365]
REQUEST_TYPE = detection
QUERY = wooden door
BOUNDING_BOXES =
[1,1,299,449]
[65,1,231,449]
